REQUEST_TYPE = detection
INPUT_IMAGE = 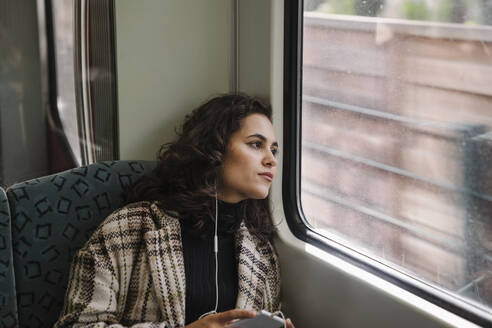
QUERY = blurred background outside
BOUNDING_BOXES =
[301,0,492,313]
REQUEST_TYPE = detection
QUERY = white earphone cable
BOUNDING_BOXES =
[198,186,220,320]
[272,310,287,328]
[213,191,219,312]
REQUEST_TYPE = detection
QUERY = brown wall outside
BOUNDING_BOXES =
[301,13,492,311]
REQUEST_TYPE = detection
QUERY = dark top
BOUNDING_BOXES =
[181,200,242,325]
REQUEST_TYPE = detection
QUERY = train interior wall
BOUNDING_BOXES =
[115,0,231,160]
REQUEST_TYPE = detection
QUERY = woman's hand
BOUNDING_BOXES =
[286,317,295,328]
[184,309,256,328]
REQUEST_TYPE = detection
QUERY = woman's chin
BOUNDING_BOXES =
[250,188,270,200]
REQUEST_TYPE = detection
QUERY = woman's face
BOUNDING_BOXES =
[218,113,278,203]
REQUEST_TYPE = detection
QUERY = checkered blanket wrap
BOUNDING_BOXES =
[54,202,281,327]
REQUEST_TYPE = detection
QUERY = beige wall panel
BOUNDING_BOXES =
[116,0,230,160]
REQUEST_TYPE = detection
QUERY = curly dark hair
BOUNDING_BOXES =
[125,93,275,241]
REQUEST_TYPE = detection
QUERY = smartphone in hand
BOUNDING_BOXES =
[225,310,285,328]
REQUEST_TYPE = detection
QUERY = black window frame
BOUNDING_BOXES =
[282,0,492,326]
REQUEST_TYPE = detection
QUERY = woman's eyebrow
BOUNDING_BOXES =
[246,134,279,147]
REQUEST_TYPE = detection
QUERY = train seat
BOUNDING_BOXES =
[0,187,17,328]
[3,160,156,328]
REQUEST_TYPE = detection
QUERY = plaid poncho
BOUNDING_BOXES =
[54,201,281,327]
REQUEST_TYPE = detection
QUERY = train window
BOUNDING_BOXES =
[294,0,492,323]
[0,1,54,186]
[52,0,80,165]
[0,1,118,187]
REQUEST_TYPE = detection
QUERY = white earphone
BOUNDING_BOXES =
[198,186,220,319]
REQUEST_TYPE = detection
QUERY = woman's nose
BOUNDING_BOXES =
[263,151,277,167]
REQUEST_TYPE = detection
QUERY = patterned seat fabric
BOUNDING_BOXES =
[0,187,18,328]
[6,160,156,328]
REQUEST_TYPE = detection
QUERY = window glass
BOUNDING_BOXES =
[0,1,79,187]
[302,0,492,312]
[52,0,81,165]
[0,1,118,187]
[0,1,50,186]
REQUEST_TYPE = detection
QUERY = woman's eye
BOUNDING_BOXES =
[271,148,278,156]
[249,141,262,148]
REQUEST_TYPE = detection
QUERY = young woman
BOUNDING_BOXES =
[55,94,295,328]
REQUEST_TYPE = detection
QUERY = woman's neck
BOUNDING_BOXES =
[216,200,241,233]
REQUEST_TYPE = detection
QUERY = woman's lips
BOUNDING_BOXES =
[259,172,273,181]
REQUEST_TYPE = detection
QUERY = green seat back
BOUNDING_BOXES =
[7,160,156,328]
[0,187,17,328]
